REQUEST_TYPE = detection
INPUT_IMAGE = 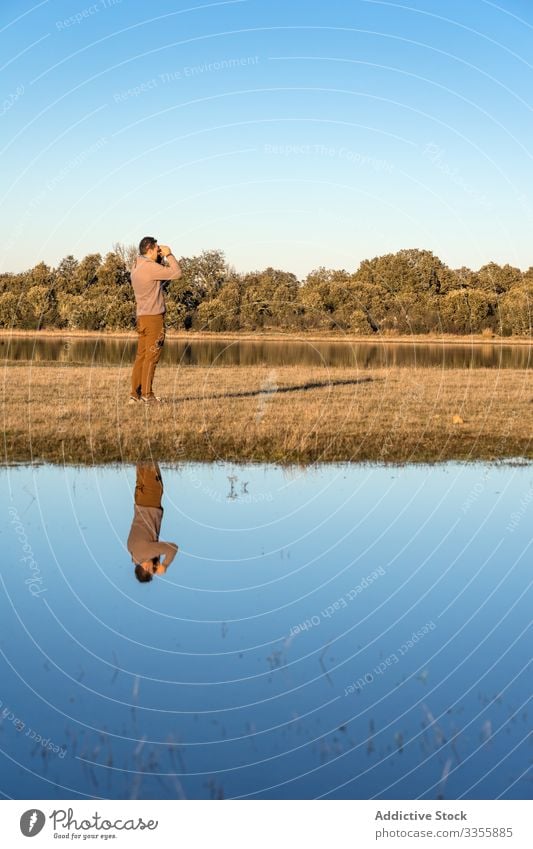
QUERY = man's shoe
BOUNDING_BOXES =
[141,394,163,405]
[128,394,141,405]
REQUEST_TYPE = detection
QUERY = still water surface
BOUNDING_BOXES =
[2,461,531,799]
[2,336,532,368]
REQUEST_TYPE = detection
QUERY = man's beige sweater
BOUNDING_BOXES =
[127,505,178,566]
[130,254,181,316]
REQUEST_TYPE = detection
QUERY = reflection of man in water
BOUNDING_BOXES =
[127,462,178,582]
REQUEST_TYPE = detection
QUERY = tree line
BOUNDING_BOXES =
[0,245,531,336]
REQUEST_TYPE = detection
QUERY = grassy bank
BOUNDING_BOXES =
[2,362,531,465]
[1,328,532,345]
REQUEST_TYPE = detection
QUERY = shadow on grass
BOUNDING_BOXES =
[180,376,377,403]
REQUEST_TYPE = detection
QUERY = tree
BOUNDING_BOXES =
[27,261,53,289]
[450,266,479,290]
[0,272,24,295]
[498,285,533,336]
[238,268,299,329]
[298,267,357,330]
[0,246,531,336]
[23,285,52,329]
[161,250,229,329]
[74,253,102,292]
[112,242,137,270]
[178,249,227,301]
[0,292,18,327]
[195,278,243,331]
[477,262,522,295]
[97,251,130,289]
[379,291,439,334]
[165,278,201,329]
[57,294,108,330]
[522,266,533,287]
[263,268,300,328]
[439,289,496,334]
[55,255,79,292]
[354,249,452,296]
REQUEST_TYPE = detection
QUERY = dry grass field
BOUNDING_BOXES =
[2,361,531,465]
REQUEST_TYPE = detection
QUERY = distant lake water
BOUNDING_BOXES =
[2,460,531,800]
[2,336,532,368]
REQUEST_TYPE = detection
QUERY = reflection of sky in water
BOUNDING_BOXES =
[2,462,531,800]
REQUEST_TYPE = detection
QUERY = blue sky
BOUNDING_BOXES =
[1,0,533,277]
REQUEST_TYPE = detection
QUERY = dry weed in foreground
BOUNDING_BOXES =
[1,363,531,465]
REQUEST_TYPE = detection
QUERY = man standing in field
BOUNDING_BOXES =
[129,236,182,405]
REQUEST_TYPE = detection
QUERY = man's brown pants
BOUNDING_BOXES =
[134,462,163,508]
[131,313,165,398]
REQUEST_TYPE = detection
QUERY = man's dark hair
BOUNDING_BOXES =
[139,236,157,255]
[135,563,153,583]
